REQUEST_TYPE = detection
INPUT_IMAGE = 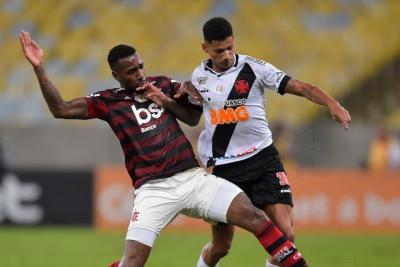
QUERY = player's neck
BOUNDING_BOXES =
[123,87,141,96]
[209,55,236,74]
[213,65,230,73]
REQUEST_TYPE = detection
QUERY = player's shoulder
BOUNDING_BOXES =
[192,66,202,77]
[87,88,120,98]
[193,61,202,72]
[192,59,209,78]
[239,54,281,76]
[148,75,171,83]
[196,57,214,72]
[148,75,181,93]
[240,54,270,67]
[149,75,180,86]
[191,63,211,87]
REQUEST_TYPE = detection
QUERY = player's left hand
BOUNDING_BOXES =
[328,102,351,129]
[174,81,203,106]
[137,82,169,106]
[20,31,44,67]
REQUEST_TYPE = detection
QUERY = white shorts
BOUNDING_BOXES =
[126,167,242,247]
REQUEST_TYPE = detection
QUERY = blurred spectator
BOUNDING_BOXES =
[368,124,400,171]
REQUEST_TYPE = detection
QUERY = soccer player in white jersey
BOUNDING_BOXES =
[189,17,351,267]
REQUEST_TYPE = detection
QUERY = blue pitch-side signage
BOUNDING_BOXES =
[0,170,93,225]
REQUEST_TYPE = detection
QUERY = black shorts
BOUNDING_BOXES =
[213,144,293,208]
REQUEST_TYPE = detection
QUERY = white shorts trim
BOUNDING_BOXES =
[126,227,158,247]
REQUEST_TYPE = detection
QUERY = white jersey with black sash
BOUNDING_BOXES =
[191,54,291,167]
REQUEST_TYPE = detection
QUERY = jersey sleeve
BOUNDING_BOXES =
[187,69,206,110]
[170,79,182,96]
[191,67,208,94]
[84,91,108,120]
[257,61,291,95]
[153,76,181,98]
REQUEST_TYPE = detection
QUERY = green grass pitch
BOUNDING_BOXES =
[0,227,399,266]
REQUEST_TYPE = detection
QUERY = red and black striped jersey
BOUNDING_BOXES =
[85,76,199,188]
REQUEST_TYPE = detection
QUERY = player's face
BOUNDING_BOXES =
[112,54,146,91]
[202,36,235,73]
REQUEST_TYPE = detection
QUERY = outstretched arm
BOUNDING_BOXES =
[285,78,351,129]
[137,82,202,126]
[20,31,88,119]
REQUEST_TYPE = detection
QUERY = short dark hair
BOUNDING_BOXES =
[203,17,233,43]
[107,44,136,69]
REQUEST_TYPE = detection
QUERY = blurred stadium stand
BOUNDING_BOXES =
[1,0,400,168]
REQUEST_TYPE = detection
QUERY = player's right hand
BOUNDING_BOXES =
[137,82,169,107]
[19,31,44,67]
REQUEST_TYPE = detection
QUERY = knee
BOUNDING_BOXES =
[251,208,269,231]
[254,208,268,222]
[211,247,230,260]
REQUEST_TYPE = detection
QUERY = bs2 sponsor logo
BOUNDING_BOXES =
[131,103,164,125]
[210,106,249,125]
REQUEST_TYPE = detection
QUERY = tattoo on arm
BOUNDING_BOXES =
[34,65,65,112]
[34,64,88,119]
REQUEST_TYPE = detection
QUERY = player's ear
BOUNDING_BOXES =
[112,71,119,81]
[202,42,207,52]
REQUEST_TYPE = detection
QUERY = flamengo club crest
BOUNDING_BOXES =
[131,209,140,223]
[134,95,148,103]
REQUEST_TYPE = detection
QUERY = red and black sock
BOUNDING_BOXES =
[255,220,307,267]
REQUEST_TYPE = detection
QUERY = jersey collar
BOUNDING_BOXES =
[203,54,239,77]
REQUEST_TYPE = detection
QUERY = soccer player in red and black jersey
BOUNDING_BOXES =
[20,30,308,267]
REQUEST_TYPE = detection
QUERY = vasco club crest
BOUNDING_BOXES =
[234,80,250,95]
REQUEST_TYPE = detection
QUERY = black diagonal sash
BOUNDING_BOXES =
[208,63,256,167]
